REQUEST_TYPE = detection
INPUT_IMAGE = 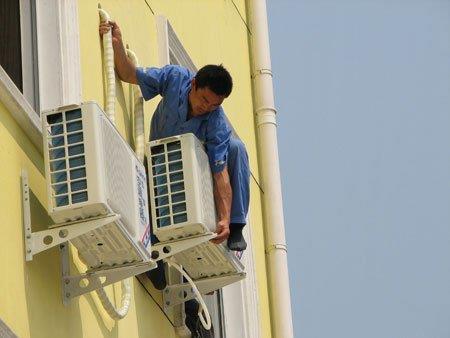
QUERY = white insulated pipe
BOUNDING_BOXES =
[96,7,131,320]
[126,47,145,163]
[98,8,116,123]
[246,0,294,337]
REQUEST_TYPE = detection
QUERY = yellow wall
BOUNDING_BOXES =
[0,0,271,337]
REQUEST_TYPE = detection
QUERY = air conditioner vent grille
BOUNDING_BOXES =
[150,140,188,229]
[45,108,88,208]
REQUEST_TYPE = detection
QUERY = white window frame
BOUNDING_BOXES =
[0,0,82,154]
[222,214,261,338]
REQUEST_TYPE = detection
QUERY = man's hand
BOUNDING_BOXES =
[211,220,230,244]
[99,20,123,45]
[98,20,137,84]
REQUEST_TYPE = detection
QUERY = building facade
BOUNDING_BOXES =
[0,1,288,337]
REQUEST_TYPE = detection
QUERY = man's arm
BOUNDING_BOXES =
[211,166,232,244]
[99,21,137,84]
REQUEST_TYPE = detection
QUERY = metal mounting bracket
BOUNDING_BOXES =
[150,232,216,262]
[60,242,157,305]
[21,169,120,261]
[163,272,246,310]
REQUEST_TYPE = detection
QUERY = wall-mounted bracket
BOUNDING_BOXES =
[60,242,157,305]
[150,232,216,262]
[163,272,246,310]
[21,169,120,261]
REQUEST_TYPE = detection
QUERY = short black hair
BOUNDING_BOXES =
[195,64,233,97]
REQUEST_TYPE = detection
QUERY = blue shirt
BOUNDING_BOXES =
[136,65,231,173]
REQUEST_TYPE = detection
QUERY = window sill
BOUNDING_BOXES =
[0,66,42,154]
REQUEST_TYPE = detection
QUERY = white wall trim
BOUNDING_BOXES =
[0,66,42,153]
[36,0,82,112]
[156,15,197,71]
[222,214,261,338]
[156,16,170,67]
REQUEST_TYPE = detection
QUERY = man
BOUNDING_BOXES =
[99,21,249,251]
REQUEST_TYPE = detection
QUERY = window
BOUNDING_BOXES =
[0,0,39,110]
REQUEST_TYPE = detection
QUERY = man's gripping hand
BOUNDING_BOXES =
[99,20,123,45]
[211,220,230,244]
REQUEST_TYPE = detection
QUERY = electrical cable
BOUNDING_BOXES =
[143,0,155,15]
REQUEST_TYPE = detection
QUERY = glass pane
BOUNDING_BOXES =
[72,191,88,204]
[156,195,169,207]
[157,217,171,227]
[152,154,165,165]
[51,136,64,147]
[50,159,66,172]
[68,144,84,156]
[70,168,86,180]
[171,192,185,203]
[55,195,69,207]
[50,124,64,136]
[152,164,166,176]
[50,147,65,160]
[67,132,83,144]
[53,183,68,195]
[169,172,184,182]
[154,175,167,186]
[170,182,184,193]
[173,213,187,224]
[169,161,182,172]
[47,113,62,124]
[71,180,87,192]
[65,108,81,121]
[151,144,164,155]
[167,141,181,152]
[168,151,182,162]
[69,156,85,168]
[154,185,168,196]
[67,121,82,132]
[156,206,170,217]
[172,202,186,214]
[51,171,67,184]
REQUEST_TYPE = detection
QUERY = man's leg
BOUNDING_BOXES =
[227,137,250,251]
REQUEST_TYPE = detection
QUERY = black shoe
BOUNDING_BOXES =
[227,224,247,251]
[145,260,166,290]
[185,299,214,338]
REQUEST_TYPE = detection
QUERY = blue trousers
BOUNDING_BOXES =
[227,137,250,226]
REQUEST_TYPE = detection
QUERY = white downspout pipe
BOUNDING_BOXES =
[246,0,294,337]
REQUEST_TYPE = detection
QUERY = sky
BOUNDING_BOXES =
[267,1,450,337]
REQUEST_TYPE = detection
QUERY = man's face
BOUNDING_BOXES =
[189,79,226,116]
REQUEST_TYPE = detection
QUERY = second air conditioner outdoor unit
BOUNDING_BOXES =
[148,133,217,242]
[146,134,245,306]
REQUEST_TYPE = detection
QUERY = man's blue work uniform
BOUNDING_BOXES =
[136,64,250,226]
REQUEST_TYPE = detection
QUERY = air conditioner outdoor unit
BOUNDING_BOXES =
[42,101,152,269]
[148,133,216,242]
[147,134,245,281]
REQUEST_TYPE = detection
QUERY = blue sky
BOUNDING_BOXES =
[267,1,450,337]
